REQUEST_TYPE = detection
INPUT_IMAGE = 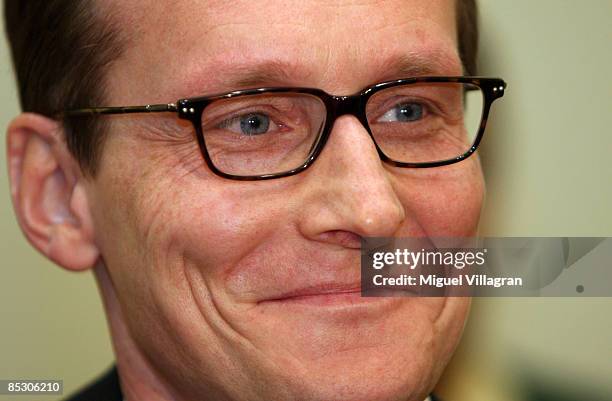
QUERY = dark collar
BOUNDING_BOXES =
[62,365,122,401]
[63,364,444,401]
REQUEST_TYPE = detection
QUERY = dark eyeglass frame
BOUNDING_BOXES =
[63,76,506,181]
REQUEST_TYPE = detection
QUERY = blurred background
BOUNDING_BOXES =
[1,1,611,401]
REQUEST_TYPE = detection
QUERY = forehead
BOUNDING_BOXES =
[105,0,459,103]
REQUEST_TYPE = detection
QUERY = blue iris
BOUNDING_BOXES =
[395,103,423,122]
[240,113,270,135]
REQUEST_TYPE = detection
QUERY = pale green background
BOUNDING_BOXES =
[1,1,611,401]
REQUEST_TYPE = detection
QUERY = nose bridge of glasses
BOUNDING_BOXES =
[328,94,369,128]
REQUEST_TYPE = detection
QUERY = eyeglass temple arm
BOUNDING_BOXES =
[58,103,178,118]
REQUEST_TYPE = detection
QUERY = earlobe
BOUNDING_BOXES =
[7,113,100,271]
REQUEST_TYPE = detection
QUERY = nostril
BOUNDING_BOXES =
[317,230,362,249]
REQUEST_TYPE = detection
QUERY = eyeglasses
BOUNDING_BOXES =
[64,76,506,180]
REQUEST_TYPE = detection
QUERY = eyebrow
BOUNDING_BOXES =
[186,50,461,96]
[376,51,463,81]
[217,60,314,89]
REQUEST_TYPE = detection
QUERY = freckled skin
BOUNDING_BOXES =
[85,1,483,400]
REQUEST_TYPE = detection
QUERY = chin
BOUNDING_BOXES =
[250,298,467,401]
[274,347,437,401]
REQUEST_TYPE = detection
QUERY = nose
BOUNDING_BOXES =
[298,114,406,246]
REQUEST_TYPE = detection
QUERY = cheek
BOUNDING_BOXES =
[91,160,308,355]
[101,181,281,291]
[395,158,485,236]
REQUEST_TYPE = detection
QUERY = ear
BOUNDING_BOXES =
[7,113,100,271]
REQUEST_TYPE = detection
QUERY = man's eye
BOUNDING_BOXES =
[377,102,424,123]
[218,112,278,136]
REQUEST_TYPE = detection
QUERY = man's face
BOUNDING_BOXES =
[88,1,483,400]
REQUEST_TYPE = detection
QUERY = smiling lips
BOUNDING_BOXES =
[274,283,362,299]
[259,282,375,306]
